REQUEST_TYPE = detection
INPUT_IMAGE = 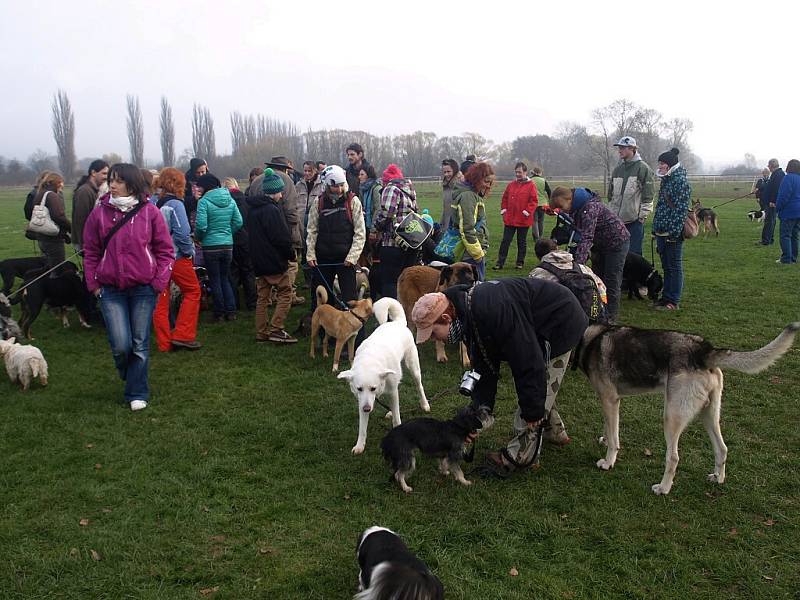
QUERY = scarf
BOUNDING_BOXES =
[110,195,139,212]
[446,318,465,344]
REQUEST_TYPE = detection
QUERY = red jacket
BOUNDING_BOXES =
[501,179,538,227]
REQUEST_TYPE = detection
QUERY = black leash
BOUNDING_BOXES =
[708,191,754,210]
[309,263,349,311]
[6,250,83,301]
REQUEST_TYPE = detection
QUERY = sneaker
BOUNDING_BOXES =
[515,264,524,270]
[171,339,202,351]
[492,263,503,270]
[268,329,298,344]
[130,400,148,411]
[654,302,678,311]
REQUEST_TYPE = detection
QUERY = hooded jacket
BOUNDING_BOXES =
[183,158,207,218]
[652,164,692,240]
[249,170,301,249]
[156,194,194,259]
[776,172,800,220]
[296,175,325,235]
[500,178,538,227]
[245,194,295,276]
[195,188,243,248]
[82,195,174,293]
[451,181,489,260]
[374,178,418,247]
[444,278,588,422]
[440,175,458,228]
[608,153,655,224]
[570,188,629,264]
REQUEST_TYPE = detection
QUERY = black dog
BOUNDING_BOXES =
[380,405,494,494]
[0,256,47,295]
[355,526,444,600]
[622,253,663,301]
[15,263,93,338]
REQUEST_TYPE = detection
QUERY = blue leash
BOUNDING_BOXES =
[307,263,349,310]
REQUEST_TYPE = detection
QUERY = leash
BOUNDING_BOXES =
[650,236,656,266]
[6,251,83,301]
[309,263,349,310]
[708,192,754,210]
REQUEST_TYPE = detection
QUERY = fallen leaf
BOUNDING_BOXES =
[209,535,226,543]
[728,528,738,536]
[85,443,94,449]
[199,586,219,596]
[90,549,101,561]
[559,513,568,520]
[643,448,653,457]
[764,518,775,526]
[79,518,90,527]
[344,494,351,500]
[94,463,102,470]
[202,506,210,513]
[768,376,780,384]
[509,567,519,577]
[201,450,208,456]
[69,547,79,557]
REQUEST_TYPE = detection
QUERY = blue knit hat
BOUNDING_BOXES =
[261,167,285,195]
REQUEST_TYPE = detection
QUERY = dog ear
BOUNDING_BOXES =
[379,369,397,379]
[438,266,452,287]
[337,370,353,380]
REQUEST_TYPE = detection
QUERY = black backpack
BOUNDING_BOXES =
[537,261,609,324]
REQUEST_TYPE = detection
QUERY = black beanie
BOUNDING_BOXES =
[196,173,221,193]
[658,147,680,167]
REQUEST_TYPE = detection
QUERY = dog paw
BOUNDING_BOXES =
[707,473,724,484]
[598,436,607,446]
[651,483,671,495]
[402,487,413,494]
[436,355,448,363]
[460,479,473,487]
[351,445,365,455]
[80,323,92,329]
[596,458,613,471]
[420,402,430,413]
[332,365,339,373]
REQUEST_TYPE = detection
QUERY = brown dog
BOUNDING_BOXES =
[310,286,373,372]
[397,262,477,364]
[692,199,720,238]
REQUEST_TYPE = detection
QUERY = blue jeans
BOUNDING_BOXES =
[204,248,236,316]
[779,218,800,263]
[626,220,644,255]
[99,284,157,404]
[656,236,684,305]
[761,206,776,244]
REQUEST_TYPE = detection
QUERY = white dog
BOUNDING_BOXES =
[338,297,430,455]
[0,337,48,390]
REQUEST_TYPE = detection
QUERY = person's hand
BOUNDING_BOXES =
[769,202,776,208]
[93,289,101,298]
[522,210,530,217]
[307,260,317,268]
[500,209,507,215]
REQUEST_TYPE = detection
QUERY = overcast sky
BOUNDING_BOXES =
[1,0,797,172]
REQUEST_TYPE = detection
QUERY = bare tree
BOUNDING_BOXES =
[126,95,144,166]
[159,97,175,166]
[51,89,76,180]
[192,104,216,160]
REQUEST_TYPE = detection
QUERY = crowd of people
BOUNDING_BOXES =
[16,139,800,428]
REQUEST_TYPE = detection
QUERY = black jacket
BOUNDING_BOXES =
[246,195,294,276]
[346,158,371,198]
[230,189,249,247]
[444,278,588,422]
[765,168,785,206]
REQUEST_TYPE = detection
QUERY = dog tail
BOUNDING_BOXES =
[373,297,405,326]
[353,562,444,600]
[708,322,800,374]
[30,356,48,384]
[315,285,328,306]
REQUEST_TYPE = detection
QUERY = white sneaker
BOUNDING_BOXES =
[130,400,148,411]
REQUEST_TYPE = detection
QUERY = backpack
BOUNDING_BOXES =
[318,192,354,223]
[537,261,609,324]
[550,211,582,248]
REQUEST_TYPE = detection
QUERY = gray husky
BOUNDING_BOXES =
[576,322,799,495]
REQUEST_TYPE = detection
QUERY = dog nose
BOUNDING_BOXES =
[362,405,372,413]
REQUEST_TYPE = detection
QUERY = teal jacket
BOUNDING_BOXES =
[195,188,243,247]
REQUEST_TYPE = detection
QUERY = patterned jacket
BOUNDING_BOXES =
[374,178,418,248]
[570,189,630,264]
[652,164,692,240]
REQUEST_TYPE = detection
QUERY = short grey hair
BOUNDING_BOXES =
[768,158,780,169]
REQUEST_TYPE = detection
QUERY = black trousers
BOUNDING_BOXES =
[497,226,529,267]
[230,244,257,310]
[311,262,364,347]
[378,246,416,299]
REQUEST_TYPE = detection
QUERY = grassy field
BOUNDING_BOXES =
[0,183,798,599]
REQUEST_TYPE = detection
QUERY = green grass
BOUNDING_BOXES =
[1,184,798,599]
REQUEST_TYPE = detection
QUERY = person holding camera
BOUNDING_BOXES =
[411,277,588,477]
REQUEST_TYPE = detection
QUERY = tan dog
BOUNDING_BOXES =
[692,199,720,238]
[397,263,477,364]
[310,286,373,372]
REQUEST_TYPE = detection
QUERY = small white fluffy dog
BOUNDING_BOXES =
[338,297,429,455]
[0,337,48,390]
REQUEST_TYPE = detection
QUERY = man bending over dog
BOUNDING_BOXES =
[412,278,588,477]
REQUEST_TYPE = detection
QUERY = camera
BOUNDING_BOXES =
[459,370,481,396]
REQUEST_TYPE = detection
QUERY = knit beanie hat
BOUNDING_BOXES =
[196,173,221,193]
[658,147,680,167]
[261,167,285,195]
[382,164,404,185]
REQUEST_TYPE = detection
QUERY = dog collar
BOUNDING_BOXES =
[645,270,656,283]
[348,309,367,325]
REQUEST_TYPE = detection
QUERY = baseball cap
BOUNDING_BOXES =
[613,136,638,148]
[411,293,450,344]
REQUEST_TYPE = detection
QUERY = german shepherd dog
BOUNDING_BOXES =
[576,322,799,495]
[692,199,720,238]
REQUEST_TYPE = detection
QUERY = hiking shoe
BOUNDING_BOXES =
[654,302,678,311]
[172,339,202,351]
[268,329,298,344]
[130,400,148,411]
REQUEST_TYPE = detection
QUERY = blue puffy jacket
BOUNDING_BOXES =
[776,172,800,220]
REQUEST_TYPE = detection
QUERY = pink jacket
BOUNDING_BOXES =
[82,196,174,293]
[501,179,538,227]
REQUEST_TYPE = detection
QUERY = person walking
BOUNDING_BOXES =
[760,158,785,246]
[776,159,800,264]
[608,136,655,255]
[152,168,202,352]
[194,173,243,322]
[495,162,537,270]
[82,164,174,411]
[651,148,692,310]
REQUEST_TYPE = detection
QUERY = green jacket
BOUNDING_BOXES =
[451,181,488,260]
[608,155,654,224]
[195,188,243,247]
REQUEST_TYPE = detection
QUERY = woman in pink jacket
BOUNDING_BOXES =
[494,161,538,269]
[82,164,174,411]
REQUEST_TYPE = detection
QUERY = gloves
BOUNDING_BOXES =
[522,210,530,217]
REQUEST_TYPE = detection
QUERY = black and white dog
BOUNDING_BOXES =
[622,253,663,301]
[0,256,47,295]
[380,405,494,494]
[0,293,23,340]
[747,209,766,223]
[355,526,443,600]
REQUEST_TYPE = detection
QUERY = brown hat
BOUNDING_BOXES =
[411,293,450,344]
[265,156,290,169]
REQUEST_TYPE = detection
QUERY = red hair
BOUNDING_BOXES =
[158,167,186,197]
[464,162,494,188]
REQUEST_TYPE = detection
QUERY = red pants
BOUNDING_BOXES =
[153,257,201,351]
